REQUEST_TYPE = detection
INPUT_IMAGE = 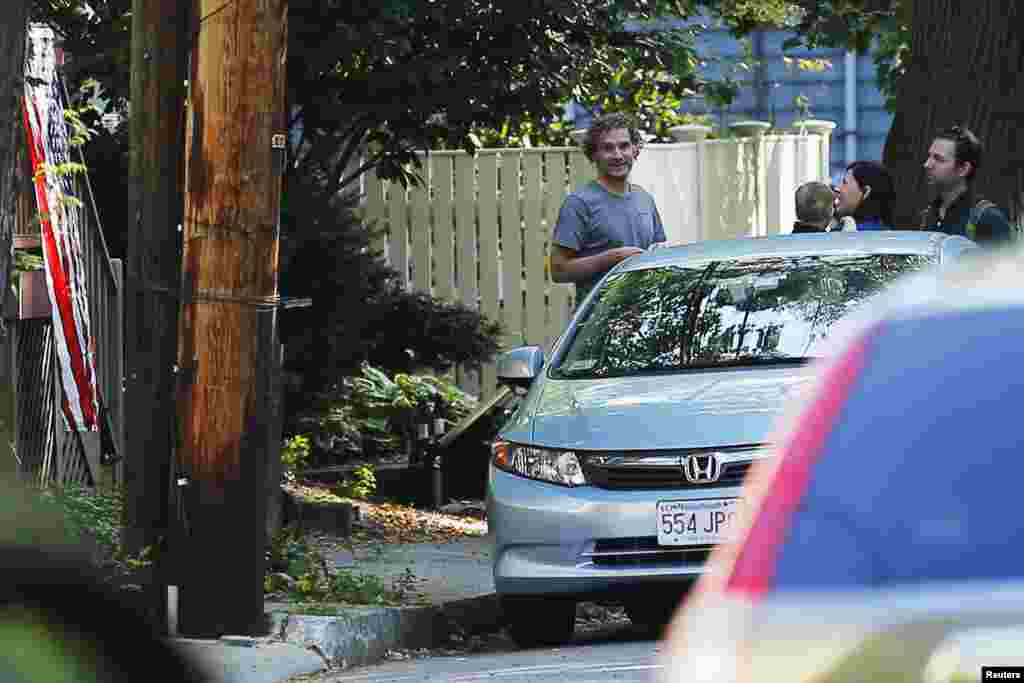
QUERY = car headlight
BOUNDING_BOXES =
[491,441,587,487]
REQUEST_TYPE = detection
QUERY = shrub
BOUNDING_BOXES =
[37,484,122,553]
[363,289,503,375]
[279,178,504,407]
[34,484,154,582]
[351,365,473,423]
[334,464,377,500]
[347,364,475,458]
[281,434,312,483]
[291,364,476,462]
[264,526,415,605]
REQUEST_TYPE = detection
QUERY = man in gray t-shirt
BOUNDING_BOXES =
[550,113,666,304]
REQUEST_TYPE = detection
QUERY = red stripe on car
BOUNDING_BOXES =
[725,326,878,598]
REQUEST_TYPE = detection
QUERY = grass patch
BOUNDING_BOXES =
[34,484,154,582]
[265,526,421,606]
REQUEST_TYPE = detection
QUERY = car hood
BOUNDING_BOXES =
[508,365,817,451]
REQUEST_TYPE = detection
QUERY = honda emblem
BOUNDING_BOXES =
[682,453,722,484]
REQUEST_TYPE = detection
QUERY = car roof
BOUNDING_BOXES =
[617,231,951,272]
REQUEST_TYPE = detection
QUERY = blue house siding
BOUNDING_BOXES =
[692,25,893,182]
[595,18,895,183]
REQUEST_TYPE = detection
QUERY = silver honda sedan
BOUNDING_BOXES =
[487,231,977,648]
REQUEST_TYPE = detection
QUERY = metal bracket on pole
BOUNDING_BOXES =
[271,133,287,176]
[430,413,446,509]
[173,363,196,386]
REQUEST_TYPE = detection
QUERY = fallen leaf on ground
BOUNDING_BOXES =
[285,483,487,551]
[353,500,487,545]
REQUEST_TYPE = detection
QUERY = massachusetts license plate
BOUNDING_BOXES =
[656,498,743,546]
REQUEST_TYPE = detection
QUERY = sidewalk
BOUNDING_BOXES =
[327,530,495,605]
[171,533,500,683]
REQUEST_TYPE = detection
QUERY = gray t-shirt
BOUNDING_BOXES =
[551,180,666,302]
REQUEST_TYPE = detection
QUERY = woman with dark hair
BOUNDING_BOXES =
[834,160,896,230]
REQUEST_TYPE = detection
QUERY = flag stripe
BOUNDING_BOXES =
[24,98,89,428]
[22,26,99,432]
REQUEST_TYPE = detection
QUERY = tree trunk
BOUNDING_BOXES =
[884,0,1024,230]
[0,1,29,288]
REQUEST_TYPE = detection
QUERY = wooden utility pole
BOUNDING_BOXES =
[126,0,188,631]
[0,0,29,299]
[176,0,287,636]
[0,1,30,467]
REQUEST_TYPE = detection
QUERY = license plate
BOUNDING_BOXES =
[656,498,743,546]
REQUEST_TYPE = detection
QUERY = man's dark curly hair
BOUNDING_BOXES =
[582,112,644,162]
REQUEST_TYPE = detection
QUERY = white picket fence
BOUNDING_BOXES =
[361,132,831,399]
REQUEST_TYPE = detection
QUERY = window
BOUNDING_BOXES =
[551,253,933,379]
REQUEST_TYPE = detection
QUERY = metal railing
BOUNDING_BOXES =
[11,92,124,488]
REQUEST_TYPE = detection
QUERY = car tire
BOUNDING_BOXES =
[501,596,576,648]
[624,599,678,630]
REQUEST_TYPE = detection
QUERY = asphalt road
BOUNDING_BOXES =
[305,621,666,683]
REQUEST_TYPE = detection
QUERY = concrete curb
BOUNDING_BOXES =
[266,594,503,671]
[172,637,328,683]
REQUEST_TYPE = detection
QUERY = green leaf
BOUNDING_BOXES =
[361,364,395,389]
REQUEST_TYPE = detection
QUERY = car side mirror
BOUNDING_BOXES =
[496,346,545,388]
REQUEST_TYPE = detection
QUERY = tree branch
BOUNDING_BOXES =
[335,152,387,197]
[330,125,370,189]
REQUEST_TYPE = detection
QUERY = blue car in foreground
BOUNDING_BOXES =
[661,241,1024,682]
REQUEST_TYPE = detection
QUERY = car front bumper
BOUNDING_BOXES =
[488,465,744,598]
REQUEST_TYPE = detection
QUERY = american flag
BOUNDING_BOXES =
[22,25,99,432]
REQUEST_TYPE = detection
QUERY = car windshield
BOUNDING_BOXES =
[551,253,934,379]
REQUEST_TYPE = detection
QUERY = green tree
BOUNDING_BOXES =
[767,0,1021,229]
[882,0,1023,228]
[34,1,809,191]
[31,1,132,108]
[285,1,710,191]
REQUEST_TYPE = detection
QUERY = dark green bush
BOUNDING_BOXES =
[279,180,396,398]
[279,176,503,407]
[364,289,503,375]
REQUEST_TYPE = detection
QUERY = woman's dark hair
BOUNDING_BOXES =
[846,160,895,227]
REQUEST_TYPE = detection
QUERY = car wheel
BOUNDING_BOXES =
[624,599,678,630]
[501,597,576,648]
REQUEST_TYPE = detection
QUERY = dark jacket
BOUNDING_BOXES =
[920,189,1013,245]
[792,221,827,234]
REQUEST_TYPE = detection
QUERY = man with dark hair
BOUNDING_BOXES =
[792,181,835,233]
[550,112,666,304]
[920,125,1013,245]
